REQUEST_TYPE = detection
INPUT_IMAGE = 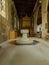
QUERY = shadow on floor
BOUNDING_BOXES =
[9,40,40,45]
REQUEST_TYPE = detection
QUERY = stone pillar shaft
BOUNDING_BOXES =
[42,0,48,38]
[34,7,39,34]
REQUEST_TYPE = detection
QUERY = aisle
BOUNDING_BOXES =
[0,38,49,65]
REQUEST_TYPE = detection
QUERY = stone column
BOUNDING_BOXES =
[34,5,39,34]
[42,0,48,38]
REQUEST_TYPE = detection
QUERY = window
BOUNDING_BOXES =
[0,0,6,17]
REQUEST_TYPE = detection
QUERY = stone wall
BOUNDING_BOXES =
[0,0,18,43]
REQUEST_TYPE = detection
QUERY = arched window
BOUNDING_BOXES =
[0,0,6,17]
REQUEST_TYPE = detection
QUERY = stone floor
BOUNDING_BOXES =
[0,37,49,65]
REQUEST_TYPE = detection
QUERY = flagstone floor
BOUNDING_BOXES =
[0,37,49,65]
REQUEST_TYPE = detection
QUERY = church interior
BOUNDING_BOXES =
[0,0,49,65]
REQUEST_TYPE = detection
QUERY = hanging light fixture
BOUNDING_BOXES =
[39,0,42,4]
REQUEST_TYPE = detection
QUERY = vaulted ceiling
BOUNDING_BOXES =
[13,0,37,17]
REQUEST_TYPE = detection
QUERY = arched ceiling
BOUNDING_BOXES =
[13,0,37,18]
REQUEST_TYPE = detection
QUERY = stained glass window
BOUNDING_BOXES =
[0,0,6,17]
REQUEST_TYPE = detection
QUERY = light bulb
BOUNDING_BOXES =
[39,0,42,3]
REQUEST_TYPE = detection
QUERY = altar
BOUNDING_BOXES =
[19,15,34,37]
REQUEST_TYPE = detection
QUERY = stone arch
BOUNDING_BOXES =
[47,0,49,32]
[37,5,42,25]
